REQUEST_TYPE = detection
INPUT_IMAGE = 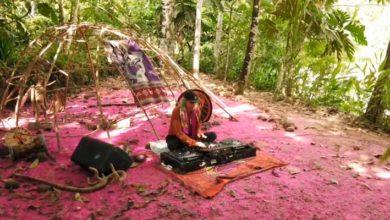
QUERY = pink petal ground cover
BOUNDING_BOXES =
[0,87,389,220]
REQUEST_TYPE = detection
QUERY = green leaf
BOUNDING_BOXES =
[74,192,89,203]
[377,69,390,82]
[37,3,58,23]
[345,23,367,45]
[37,3,54,18]
[30,158,40,169]
[380,148,390,163]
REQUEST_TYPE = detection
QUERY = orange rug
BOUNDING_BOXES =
[159,150,287,198]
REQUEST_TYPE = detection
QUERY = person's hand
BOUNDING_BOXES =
[198,133,207,139]
[195,142,207,148]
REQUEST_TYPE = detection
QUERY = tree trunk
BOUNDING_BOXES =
[364,39,390,124]
[70,0,80,24]
[29,1,36,17]
[222,0,237,81]
[58,0,64,25]
[160,0,174,56]
[214,4,224,76]
[235,0,261,95]
[192,0,204,79]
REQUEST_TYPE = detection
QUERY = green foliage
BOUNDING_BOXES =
[0,0,388,130]
[37,2,58,23]
[380,148,390,163]
[323,9,367,60]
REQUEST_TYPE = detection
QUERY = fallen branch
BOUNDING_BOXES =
[87,103,135,108]
[13,165,126,193]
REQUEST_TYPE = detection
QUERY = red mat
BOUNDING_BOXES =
[159,150,287,198]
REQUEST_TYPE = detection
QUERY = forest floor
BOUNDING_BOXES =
[0,74,390,220]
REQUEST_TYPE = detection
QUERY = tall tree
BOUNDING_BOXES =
[364,40,390,124]
[192,0,203,79]
[28,1,36,17]
[222,0,237,81]
[58,0,64,24]
[160,0,175,56]
[70,0,80,24]
[235,0,261,95]
[213,1,224,75]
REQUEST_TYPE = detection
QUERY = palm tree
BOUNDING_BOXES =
[192,0,203,79]
[364,40,390,124]
[235,0,261,95]
[274,0,367,99]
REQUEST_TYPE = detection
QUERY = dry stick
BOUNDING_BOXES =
[80,28,111,140]
[38,57,69,78]
[0,118,8,129]
[146,52,176,100]
[0,36,39,112]
[94,28,112,141]
[61,27,82,112]
[43,38,65,151]
[87,103,135,108]
[13,166,126,193]
[155,66,176,100]
[5,29,55,117]
[159,73,176,104]
[14,41,55,126]
[160,58,186,96]
[53,104,61,151]
[113,65,162,141]
[14,29,69,126]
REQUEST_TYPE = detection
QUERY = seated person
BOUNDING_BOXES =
[166,90,216,151]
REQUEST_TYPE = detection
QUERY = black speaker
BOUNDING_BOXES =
[71,136,133,175]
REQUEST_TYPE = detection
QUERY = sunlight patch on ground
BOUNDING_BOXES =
[346,161,390,180]
[284,132,305,142]
[61,122,81,128]
[214,104,257,117]
[116,118,131,129]
[0,118,30,129]
[359,154,371,161]
[372,167,390,179]
[257,125,273,130]
[347,162,367,174]
[97,124,142,139]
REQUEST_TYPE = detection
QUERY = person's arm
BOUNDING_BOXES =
[196,108,205,138]
[171,108,197,147]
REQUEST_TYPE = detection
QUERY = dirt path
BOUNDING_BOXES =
[0,76,389,219]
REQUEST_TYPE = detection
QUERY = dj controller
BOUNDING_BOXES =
[160,139,257,173]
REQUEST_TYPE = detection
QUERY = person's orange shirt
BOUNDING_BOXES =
[168,106,202,147]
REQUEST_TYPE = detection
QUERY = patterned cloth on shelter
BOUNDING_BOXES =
[104,40,168,106]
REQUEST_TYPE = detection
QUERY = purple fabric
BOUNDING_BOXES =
[185,110,198,140]
[127,41,160,82]
[104,40,169,106]
[104,40,161,84]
